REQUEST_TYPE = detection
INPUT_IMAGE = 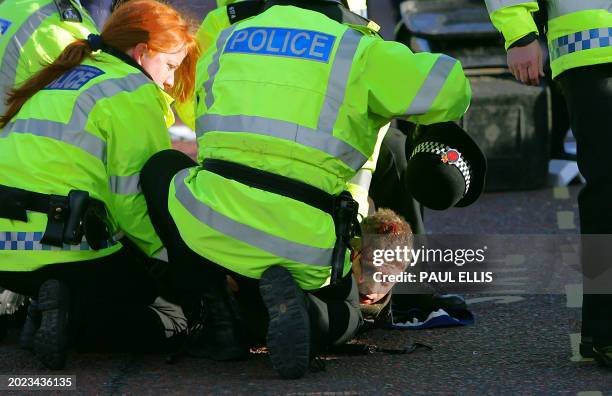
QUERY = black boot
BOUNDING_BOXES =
[260,266,311,379]
[20,300,41,350]
[33,280,70,370]
[593,345,612,369]
[189,284,247,361]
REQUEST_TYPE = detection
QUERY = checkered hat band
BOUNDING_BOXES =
[411,141,471,196]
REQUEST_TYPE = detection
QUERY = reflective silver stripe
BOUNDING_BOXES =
[484,0,532,13]
[110,173,141,195]
[404,55,458,116]
[198,114,368,170]
[548,0,612,19]
[349,168,373,189]
[204,25,238,110]
[1,73,151,162]
[1,117,106,159]
[0,2,58,115]
[317,29,362,133]
[174,169,334,266]
[153,247,169,262]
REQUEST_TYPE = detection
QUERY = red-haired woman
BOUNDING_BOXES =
[0,0,198,369]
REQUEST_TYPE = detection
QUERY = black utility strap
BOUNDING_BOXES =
[202,159,336,216]
[226,0,265,25]
[0,185,60,222]
[263,0,374,28]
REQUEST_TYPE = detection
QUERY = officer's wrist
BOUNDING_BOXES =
[508,32,538,49]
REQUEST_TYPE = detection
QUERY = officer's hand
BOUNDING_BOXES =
[507,40,545,86]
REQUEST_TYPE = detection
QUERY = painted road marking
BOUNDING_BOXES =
[466,296,525,305]
[554,186,570,199]
[577,392,602,396]
[565,284,582,308]
[570,333,594,362]
[558,211,576,230]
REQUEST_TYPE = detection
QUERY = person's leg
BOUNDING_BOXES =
[140,149,247,359]
[308,272,362,347]
[140,149,224,304]
[558,63,612,354]
[0,271,47,297]
[64,245,173,353]
[546,71,572,160]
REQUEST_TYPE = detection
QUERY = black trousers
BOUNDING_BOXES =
[558,63,612,346]
[140,150,361,346]
[0,241,167,352]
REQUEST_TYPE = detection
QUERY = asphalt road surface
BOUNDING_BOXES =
[2,180,612,395]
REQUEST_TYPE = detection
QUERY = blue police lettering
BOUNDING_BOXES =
[225,27,336,63]
[45,65,104,90]
[290,32,309,55]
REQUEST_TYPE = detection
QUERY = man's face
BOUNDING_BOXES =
[353,253,398,305]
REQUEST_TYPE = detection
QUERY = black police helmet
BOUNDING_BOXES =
[404,122,487,210]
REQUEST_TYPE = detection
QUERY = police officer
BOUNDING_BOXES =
[0,0,99,115]
[0,0,198,369]
[0,0,99,347]
[140,0,471,379]
[485,0,612,367]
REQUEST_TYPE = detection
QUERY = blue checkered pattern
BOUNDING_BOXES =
[0,232,115,251]
[551,28,612,60]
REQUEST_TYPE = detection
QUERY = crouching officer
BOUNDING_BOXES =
[140,0,472,379]
[485,0,612,368]
[0,0,198,369]
[0,0,98,348]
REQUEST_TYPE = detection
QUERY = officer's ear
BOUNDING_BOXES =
[131,42,148,65]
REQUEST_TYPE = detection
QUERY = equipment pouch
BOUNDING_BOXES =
[82,201,111,250]
[40,195,70,247]
[62,190,89,245]
[330,192,360,284]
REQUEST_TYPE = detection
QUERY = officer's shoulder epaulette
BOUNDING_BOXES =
[341,10,379,32]
[347,21,381,37]
[226,1,265,25]
[53,0,83,23]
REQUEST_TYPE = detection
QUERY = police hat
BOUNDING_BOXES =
[404,122,486,210]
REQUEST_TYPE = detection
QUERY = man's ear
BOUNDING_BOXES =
[131,42,148,65]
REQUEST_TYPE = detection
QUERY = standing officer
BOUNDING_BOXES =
[141,0,471,379]
[485,0,612,367]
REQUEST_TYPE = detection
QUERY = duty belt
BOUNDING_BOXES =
[202,158,360,283]
[0,185,111,250]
